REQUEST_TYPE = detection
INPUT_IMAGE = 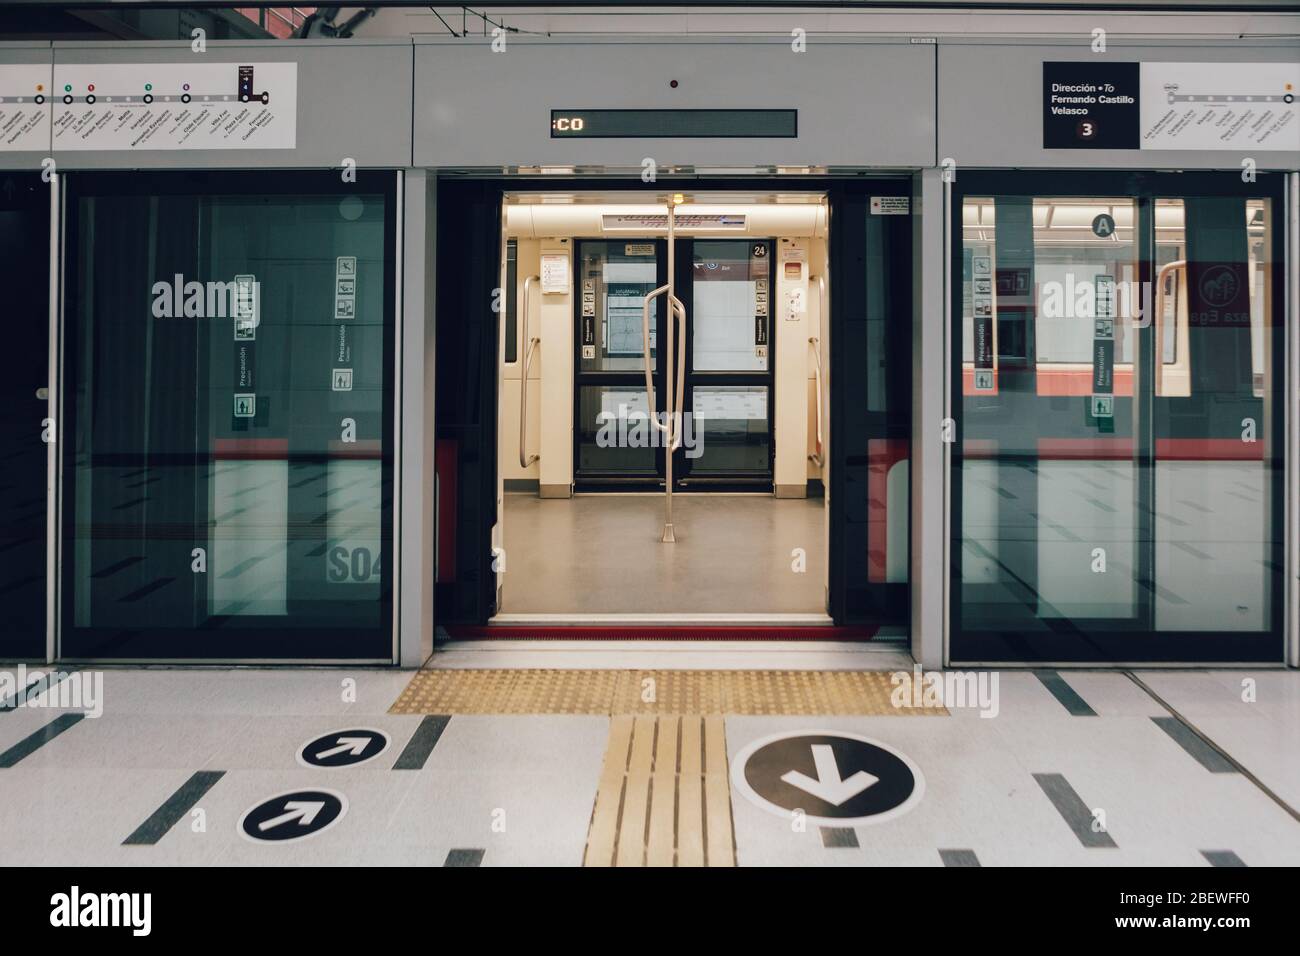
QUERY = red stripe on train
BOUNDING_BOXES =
[962,437,1263,461]
[441,625,880,642]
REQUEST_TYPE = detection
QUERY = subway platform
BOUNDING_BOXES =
[1,649,1296,868]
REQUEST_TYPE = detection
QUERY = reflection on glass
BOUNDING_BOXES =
[66,181,392,658]
[957,192,1279,645]
[1152,197,1275,632]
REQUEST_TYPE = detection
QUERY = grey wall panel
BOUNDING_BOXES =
[0,43,53,171]
[939,40,1300,171]
[413,37,935,169]
[47,39,412,170]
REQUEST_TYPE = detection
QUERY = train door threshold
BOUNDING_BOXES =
[453,612,880,642]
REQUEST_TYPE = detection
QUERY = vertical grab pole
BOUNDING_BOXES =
[660,201,677,542]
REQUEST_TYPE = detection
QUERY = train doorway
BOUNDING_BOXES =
[432,177,912,634]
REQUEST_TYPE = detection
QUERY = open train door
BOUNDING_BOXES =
[433,179,502,625]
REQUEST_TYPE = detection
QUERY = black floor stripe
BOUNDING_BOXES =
[819,827,859,848]
[1,670,73,713]
[1171,541,1212,560]
[0,574,40,596]
[91,555,146,579]
[118,577,175,602]
[1151,717,1237,773]
[444,848,485,867]
[1127,673,1300,824]
[1033,670,1097,716]
[220,555,267,579]
[1032,773,1118,848]
[939,849,981,867]
[0,534,41,554]
[0,713,84,767]
[123,771,226,845]
[1201,850,1246,868]
[392,715,450,770]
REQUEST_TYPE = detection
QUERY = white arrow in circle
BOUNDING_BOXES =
[315,736,371,760]
[258,800,326,832]
[780,745,878,806]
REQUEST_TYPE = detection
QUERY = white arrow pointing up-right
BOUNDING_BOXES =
[258,800,326,832]
[315,737,371,760]
[780,745,878,806]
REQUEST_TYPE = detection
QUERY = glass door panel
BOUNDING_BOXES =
[1152,196,1277,634]
[952,172,1284,663]
[62,171,396,660]
[678,239,774,486]
[573,240,665,485]
[0,175,49,660]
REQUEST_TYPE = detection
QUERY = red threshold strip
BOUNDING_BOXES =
[443,624,880,642]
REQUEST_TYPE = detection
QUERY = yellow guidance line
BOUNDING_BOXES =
[584,715,736,868]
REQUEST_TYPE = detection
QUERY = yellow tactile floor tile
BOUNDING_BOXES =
[583,715,736,867]
[388,669,948,716]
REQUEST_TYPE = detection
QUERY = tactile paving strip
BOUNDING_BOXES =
[389,669,948,716]
[584,715,736,867]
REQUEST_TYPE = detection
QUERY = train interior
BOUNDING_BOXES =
[492,190,837,625]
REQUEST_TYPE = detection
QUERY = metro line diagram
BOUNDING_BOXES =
[52,65,273,107]
[1162,81,1295,105]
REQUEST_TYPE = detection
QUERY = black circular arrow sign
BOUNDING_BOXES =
[298,728,389,768]
[731,731,924,826]
[239,789,347,843]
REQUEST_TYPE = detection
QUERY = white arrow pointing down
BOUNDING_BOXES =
[258,801,326,832]
[780,745,878,806]
[315,737,371,760]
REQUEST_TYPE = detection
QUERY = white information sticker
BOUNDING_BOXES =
[870,196,911,215]
[541,254,570,294]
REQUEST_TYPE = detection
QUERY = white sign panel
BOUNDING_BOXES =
[0,64,53,152]
[1140,62,1299,151]
[870,196,910,215]
[51,62,297,151]
[540,253,570,294]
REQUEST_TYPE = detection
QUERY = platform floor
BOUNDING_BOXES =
[500,493,827,615]
[0,662,1296,866]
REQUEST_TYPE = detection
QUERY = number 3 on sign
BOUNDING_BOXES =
[1076,120,1096,140]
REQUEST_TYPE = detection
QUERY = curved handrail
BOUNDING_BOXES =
[642,283,671,435]
[518,275,541,468]
[808,273,827,468]
[808,335,824,467]
[669,295,687,451]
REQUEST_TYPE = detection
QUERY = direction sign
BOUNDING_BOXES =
[731,730,925,827]
[297,728,389,768]
[239,789,347,843]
